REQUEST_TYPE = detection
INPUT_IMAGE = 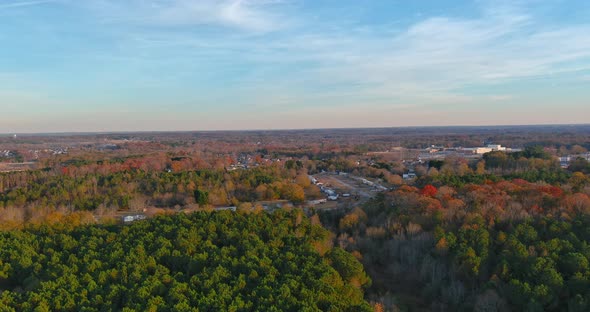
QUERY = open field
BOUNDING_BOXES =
[315,172,387,199]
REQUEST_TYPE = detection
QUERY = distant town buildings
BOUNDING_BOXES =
[419,144,521,160]
[462,144,509,155]
[226,153,282,171]
[403,172,417,180]
[560,153,590,168]
[1,150,15,158]
[122,214,147,223]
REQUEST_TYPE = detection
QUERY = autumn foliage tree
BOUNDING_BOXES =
[420,184,438,197]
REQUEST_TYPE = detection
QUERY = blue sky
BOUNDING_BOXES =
[1,0,589,132]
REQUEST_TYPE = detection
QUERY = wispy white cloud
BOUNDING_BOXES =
[77,0,287,32]
[0,0,56,9]
[243,1,590,105]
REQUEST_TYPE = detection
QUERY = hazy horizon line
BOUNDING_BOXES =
[2,122,589,136]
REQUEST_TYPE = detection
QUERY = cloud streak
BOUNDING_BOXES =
[76,0,287,32]
[0,0,56,9]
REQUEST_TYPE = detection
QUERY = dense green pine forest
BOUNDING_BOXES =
[0,210,371,311]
